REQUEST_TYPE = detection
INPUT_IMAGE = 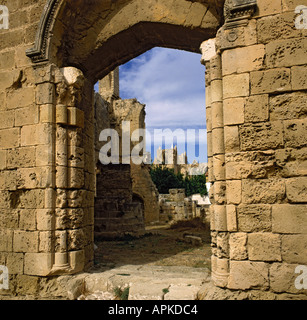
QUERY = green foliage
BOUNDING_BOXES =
[114,286,130,300]
[183,174,207,197]
[150,165,207,196]
[149,166,184,194]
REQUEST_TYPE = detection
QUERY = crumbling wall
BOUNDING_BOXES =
[159,189,209,223]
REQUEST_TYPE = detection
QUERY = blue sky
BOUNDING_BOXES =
[96,47,207,163]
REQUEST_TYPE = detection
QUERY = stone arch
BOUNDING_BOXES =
[24,0,226,278]
[1,0,306,299]
[27,0,225,79]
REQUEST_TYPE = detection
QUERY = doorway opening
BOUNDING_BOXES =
[91,47,212,300]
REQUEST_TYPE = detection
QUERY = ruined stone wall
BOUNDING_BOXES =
[159,189,209,223]
[93,93,146,239]
[94,87,160,225]
[0,0,306,299]
[202,0,307,298]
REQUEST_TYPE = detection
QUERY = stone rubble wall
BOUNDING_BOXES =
[159,189,210,224]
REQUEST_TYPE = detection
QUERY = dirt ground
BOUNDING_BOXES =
[94,218,212,271]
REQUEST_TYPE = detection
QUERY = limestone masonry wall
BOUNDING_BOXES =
[0,0,306,299]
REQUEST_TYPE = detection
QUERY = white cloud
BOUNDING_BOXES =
[119,47,206,128]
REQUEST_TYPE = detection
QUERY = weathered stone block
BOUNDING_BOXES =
[6,253,24,274]
[68,229,84,251]
[223,98,245,125]
[69,168,84,188]
[0,229,13,251]
[36,209,54,231]
[237,204,272,232]
[242,178,285,204]
[210,80,223,103]
[39,231,53,253]
[223,74,250,99]
[36,83,55,105]
[224,125,240,153]
[40,104,55,123]
[213,205,227,232]
[286,177,307,203]
[0,128,19,149]
[245,94,269,123]
[15,105,39,127]
[211,102,223,129]
[248,233,282,261]
[68,107,85,128]
[13,230,39,253]
[0,191,11,209]
[270,263,301,294]
[250,68,291,94]
[68,146,84,168]
[284,119,307,148]
[17,167,53,189]
[0,110,14,129]
[19,209,36,231]
[214,181,226,205]
[217,20,257,50]
[15,275,40,295]
[69,250,85,274]
[239,121,284,151]
[282,0,306,11]
[257,11,301,43]
[266,38,307,68]
[226,205,237,232]
[229,233,248,260]
[256,0,282,16]
[228,260,269,290]
[292,65,307,90]
[281,235,307,264]
[7,147,36,169]
[11,189,45,209]
[212,127,225,155]
[21,123,52,146]
[0,170,17,190]
[275,147,307,177]
[272,204,307,234]
[0,150,6,170]
[226,180,241,205]
[270,91,307,120]
[36,145,54,166]
[6,87,35,110]
[24,253,53,276]
[222,45,265,75]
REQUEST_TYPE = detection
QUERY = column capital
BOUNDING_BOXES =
[200,38,217,65]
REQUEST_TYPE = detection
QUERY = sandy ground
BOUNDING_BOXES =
[93,219,212,271]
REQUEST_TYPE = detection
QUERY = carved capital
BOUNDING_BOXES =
[224,0,257,29]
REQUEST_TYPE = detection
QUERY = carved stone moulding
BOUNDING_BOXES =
[26,0,62,63]
[224,0,257,29]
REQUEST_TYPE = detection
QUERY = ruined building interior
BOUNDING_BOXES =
[0,0,307,300]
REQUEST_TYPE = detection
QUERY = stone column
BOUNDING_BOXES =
[201,38,228,287]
